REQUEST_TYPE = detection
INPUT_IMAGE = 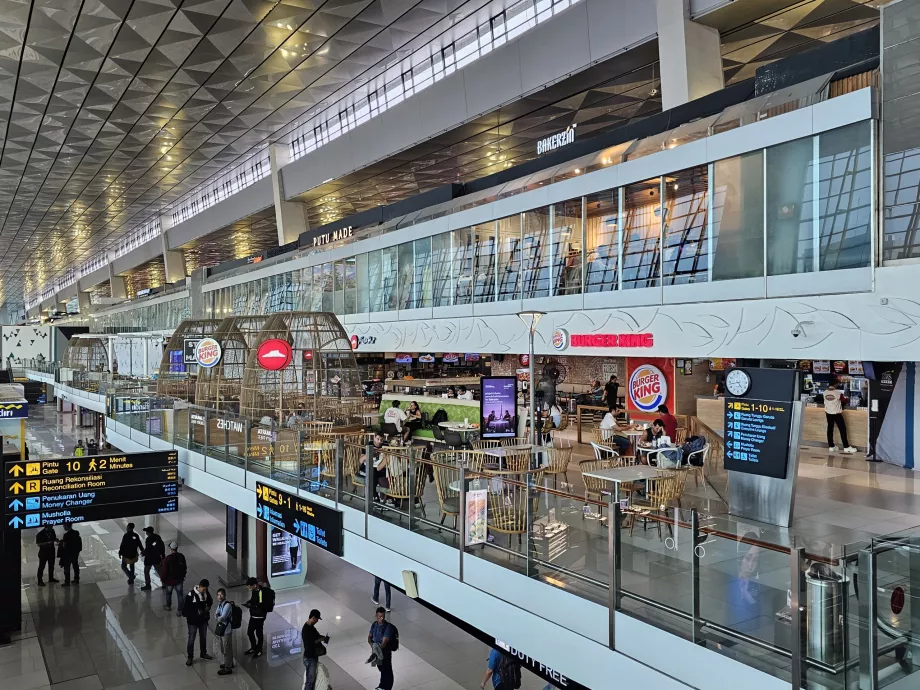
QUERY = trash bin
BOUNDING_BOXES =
[806,565,849,666]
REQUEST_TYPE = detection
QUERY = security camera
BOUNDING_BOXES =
[791,320,814,338]
[791,326,802,338]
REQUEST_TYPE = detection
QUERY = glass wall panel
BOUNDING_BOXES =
[356,254,369,313]
[819,122,872,270]
[381,246,399,311]
[552,198,582,295]
[397,242,415,308]
[454,227,473,305]
[368,250,383,312]
[413,237,432,308]
[431,232,453,307]
[622,179,661,289]
[522,208,551,298]
[663,166,709,284]
[767,137,815,275]
[310,266,323,311]
[321,263,334,311]
[497,215,521,301]
[292,269,305,310]
[344,258,357,314]
[473,222,496,303]
[334,260,345,313]
[712,151,765,281]
[585,189,619,292]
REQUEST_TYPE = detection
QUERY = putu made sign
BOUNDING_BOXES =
[536,125,575,155]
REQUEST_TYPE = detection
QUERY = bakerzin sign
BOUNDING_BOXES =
[536,124,575,155]
[255,482,343,556]
[4,450,179,528]
[309,225,353,248]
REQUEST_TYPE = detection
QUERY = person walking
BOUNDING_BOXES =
[214,589,235,675]
[36,525,59,586]
[182,579,214,666]
[118,523,144,585]
[59,523,82,586]
[602,375,620,413]
[481,649,521,690]
[368,607,396,690]
[161,541,187,615]
[823,383,857,453]
[301,609,329,690]
[141,526,165,591]
[243,577,274,658]
[372,576,391,611]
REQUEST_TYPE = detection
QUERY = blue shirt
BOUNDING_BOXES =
[370,621,392,649]
[488,649,503,688]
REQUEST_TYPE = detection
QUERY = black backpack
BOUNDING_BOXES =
[262,586,276,613]
[431,409,448,426]
[498,654,521,689]
[386,622,399,651]
[230,603,243,629]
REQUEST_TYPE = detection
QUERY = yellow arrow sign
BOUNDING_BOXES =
[256,485,262,498]
[8,464,23,477]
[9,482,23,494]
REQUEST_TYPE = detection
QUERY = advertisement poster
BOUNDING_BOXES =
[419,354,435,363]
[625,358,675,414]
[270,527,302,577]
[464,353,481,362]
[515,368,530,382]
[442,353,459,363]
[833,360,847,374]
[813,360,831,374]
[465,489,488,546]
[848,361,865,375]
[479,376,517,438]
[709,358,736,371]
[395,354,413,364]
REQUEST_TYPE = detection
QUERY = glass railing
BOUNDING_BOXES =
[103,392,919,688]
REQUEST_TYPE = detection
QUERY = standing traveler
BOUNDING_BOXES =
[182,579,214,666]
[86,438,98,455]
[602,375,620,412]
[301,609,329,690]
[823,383,857,453]
[118,523,144,584]
[73,440,85,457]
[141,526,165,590]
[372,576,391,611]
[161,541,187,614]
[59,523,82,586]
[243,577,275,658]
[367,607,397,690]
[481,649,522,690]
[36,525,58,586]
[214,589,235,675]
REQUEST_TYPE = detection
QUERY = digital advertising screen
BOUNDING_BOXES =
[479,376,518,438]
[723,398,794,479]
[270,526,303,577]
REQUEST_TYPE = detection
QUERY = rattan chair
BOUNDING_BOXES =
[630,470,680,539]
[378,452,428,519]
[502,446,532,472]
[542,446,572,489]
[312,440,336,490]
[500,437,527,447]
[674,427,688,445]
[342,441,364,498]
[472,439,500,450]
[485,468,545,547]
[579,458,613,518]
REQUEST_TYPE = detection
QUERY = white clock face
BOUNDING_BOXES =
[725,369,751,396]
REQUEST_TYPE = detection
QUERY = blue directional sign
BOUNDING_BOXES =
[254,482,343,556]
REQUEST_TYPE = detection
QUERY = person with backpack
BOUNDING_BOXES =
[161,541,187,615]
[301,608,329,690]
[214,588,236,675]
[243,577,274,658]
[182,578,214,666]
[59,523,82,586]
[141,526,165,591]
[367,606,397,690]
[118,523,144,585]
[73,440,85,457]
[36,525,58,586]
[482,649,522,690]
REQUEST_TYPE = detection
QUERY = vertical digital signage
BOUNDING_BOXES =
[723,398,794,479]
[270,527,303,577]
[480,376,518,438]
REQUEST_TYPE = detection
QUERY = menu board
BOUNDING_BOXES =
[255,482,343,556]
[723,398,793,479]
[480,376,517,438]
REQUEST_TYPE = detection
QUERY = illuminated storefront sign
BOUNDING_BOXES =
[536,124,576,155]
[310,225,353,248]
[553,328,653,350]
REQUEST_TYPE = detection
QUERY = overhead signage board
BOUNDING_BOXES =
[0,402,28,418]
[4,450,179,529]
[255,482,343,556]
[552,328,654,350]
[183,337,201,364]
[723,398,793,479]
[536,124,576,155]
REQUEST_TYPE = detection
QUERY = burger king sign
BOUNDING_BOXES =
[625,358,674,413]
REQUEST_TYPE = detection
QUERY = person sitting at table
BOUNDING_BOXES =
[641,419,666,446]
[502,410,511,422]
[383,400,407,440]
[402,401,423,443]
[639,419,682,468]
[446,386,457,399]
[359,433,390,502]
[599,411,632,455]
[286,402,306,428]
[657,405,678,440]
[457,386,474,400]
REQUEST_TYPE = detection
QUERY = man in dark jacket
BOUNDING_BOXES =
[161,541,186,615]
[36,525,58,586]
[59,524,82,586]
[141,526,165,591]
[118,523,144,585]
[182,578,214,666]
[243,577,273,658]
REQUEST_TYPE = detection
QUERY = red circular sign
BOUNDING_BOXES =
[891,586,905,615]
[519,354,530,366]
[257,338,293,371]
[350,335,358,350]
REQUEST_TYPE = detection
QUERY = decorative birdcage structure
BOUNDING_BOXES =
[239,312,363,428]
[156,319,222,401]
[195,315,271,410]
[63,337,111,373]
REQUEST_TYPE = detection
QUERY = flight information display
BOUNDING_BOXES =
[723,398,793,479]
[4,450,179,528]
[255,482,343,556]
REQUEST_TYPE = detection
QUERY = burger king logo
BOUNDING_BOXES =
[551,328,568,350]
[194,338,222,368]
[629,365,667,412]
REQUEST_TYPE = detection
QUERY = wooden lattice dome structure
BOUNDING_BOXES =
[239,312,363,427]
[63,337,111,373]
[195,315,271,411]
[156,319,222,401]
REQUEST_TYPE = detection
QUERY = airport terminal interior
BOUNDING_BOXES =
[3,0,920,689]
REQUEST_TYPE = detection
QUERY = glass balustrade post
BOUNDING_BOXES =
[459,467,467,583]
[203,408,210,473]
[524,472,533,577]
[297,429,304,491]
[244,419,251,477]
[790,546,807,689]
[609,501,620,650]
[334,437,343,509]
[691,509,702,644]
[408,446,416,531]
[187,406,192,449]
[364,442,373,539]
[858,545,879,690]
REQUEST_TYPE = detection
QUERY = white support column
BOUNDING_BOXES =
[108,261,127,300]
[77,291,92,316]
[655,0,724,111]
[159,215,187,284]
[269,143,309,246]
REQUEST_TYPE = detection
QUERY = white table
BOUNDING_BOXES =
[582,465,662,504]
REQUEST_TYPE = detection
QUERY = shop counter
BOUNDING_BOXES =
[378,393,480,439]
[695,397,868,450]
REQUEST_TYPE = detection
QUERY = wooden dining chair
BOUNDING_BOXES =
[379,452,427,520]
[579,458,612,518]
[630,470,679,539]
[503,447,532,472]
[485,468,545,548]
[542,446,572,489]
[472,439,500,450]
[674,427,688,445]
[432,461,461,530]
[500,437,526,447]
